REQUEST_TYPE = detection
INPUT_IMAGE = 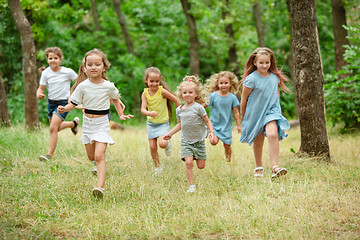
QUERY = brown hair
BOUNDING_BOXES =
[45,47,63,60]
[241,47,289,92]
[70,58,87,94]
[144,67,175,120]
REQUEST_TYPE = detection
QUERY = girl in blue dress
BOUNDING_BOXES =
[240,47,290,178]
[205,71,241,164]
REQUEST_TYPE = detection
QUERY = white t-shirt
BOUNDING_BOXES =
[70,79,119,111]
[39,66,78,100]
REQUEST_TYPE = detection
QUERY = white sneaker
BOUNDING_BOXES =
[187,184,196,193]
[154,167,163,175]
[164,140,172,156]
[92,187,105,199]
[91,168,97,176]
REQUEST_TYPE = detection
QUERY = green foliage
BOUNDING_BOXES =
[324,24,360,132]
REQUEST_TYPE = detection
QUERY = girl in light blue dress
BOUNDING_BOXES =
[205,71,241,164]
[240,47,290,178]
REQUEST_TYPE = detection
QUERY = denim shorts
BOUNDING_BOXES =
[181,140,206,161]
[47,99,69,120]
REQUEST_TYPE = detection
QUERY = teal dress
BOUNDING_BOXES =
[240,71,290,145]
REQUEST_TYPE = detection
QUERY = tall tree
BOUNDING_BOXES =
[222,0,239,75]
[112,0,134,55]
[0,69,10,126]
[332,0,349,71]
[287,0,330,158]
[91,0,101,31]
[253,0,265,47]
[9,0,39,129]
[180,0,200,75]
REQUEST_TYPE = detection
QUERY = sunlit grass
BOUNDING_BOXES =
[0,124,359,239]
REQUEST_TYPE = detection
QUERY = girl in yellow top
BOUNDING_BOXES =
[141,67,180,175]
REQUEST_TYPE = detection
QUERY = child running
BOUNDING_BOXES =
[205,71,241,164]
[141,67,180,175]
[58,48,133,199]
[164,76,215,193]
[240,47,290,178]
[36,47,79,161]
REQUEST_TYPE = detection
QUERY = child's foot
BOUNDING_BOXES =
[71,117,80,135]
[187,184,196,193]
[254,167,264,177]
[271,165,288,178]
[92,187,105,199]
[39,155,51,161]
[91,168,97,176]
[154,167,163,175]
[164,140,172,156]
[225,161,231,165]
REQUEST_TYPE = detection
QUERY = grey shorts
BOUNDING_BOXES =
[181,140,206,161]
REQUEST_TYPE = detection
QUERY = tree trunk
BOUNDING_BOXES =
[180,0,200,75]
[112,0,134,55]
[9,0,39,130]
[253,0,266,47]
[287,0,330,158]
[222,0,239,75]
[0,69,11,126]
[332,0,349,71]
[91,0,101,31]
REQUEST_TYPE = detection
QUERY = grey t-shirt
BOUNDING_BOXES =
[176,102,208,144]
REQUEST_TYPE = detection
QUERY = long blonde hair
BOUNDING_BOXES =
[144,67,175,120]
[177,75,206,105]
[84,48,111,80]
[205,71,239,94]
[241,47,289,92]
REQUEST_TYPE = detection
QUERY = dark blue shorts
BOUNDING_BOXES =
[47,99,69,120]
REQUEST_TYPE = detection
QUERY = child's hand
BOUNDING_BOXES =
[163,134,172,140]
[237,125,242,134]
[120,114,134,120]
[148,111,159,118]
[57,106,65,113]
[36,92,45,100]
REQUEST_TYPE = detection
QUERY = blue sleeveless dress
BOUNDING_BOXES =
[240,71,290,145]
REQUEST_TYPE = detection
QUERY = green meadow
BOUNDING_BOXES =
[0,125,359,239]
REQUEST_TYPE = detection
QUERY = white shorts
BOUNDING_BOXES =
[81,115,115,145]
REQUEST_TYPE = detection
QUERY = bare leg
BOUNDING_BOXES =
[86,141,107,189]
[184,156,194,185]
[253,132,265,174]
[265,121,279,168]
[196,159,205,169]
[58,120,76,131]
[223,143,231,162]
[158,136,169,149]
[149,138,160,167]
[47,115,63,157]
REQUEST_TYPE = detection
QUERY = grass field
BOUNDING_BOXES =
[0,124,359,239]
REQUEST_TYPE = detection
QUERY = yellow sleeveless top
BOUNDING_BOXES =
[144,86,169,123]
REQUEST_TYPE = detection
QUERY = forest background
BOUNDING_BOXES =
[0,0,359,131]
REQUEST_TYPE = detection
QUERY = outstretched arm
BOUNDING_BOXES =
[164,122,181,140]
[161,88,181,107]
[57,102,76,113]
[111,98,133,120]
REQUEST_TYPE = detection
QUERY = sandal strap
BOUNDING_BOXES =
[272,165,279,170]
[254,167,264,172]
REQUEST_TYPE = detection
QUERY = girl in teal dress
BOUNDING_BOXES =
[240,47,290,178]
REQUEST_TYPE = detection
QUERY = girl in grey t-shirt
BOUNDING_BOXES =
[165,76,215,193]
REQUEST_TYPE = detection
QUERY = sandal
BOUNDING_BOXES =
[92,187,105,199]
[271,165,288,178]
[254,167,264,177]
[71,117,79,135]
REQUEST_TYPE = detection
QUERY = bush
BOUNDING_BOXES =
[324,25,360,132]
